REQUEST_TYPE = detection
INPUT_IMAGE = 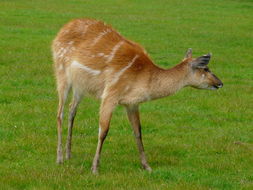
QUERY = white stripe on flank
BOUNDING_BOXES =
[91,29,111,46]
[71,60,101,75]
[110,55,139,85]
[106,41,124,63]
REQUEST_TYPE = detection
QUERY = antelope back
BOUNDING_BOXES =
[52,19,154,99]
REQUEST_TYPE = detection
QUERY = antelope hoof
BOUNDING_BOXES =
[56,157,63,164]
[143,165,152,172]
[66,153,71,160]
[91,166,99,175]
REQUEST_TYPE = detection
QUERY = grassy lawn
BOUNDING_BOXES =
[0,0,253,189]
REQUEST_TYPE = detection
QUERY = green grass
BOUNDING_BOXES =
[0,0,253,189]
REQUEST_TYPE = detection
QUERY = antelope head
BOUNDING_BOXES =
[184,48,223,90]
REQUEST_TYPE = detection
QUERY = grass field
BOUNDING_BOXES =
[0,0,253,189]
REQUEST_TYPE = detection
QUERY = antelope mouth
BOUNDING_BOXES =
[212,84,223,89]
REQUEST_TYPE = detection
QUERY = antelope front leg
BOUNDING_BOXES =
[126,105,152,172]
[91,98,116,174]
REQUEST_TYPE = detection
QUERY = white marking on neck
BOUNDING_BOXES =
[71,60,101,75]
[91,29,111,46]
[106,41,124,63]
[110,55,139,85]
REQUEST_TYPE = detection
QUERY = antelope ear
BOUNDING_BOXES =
[190,53,211,68]
[185,48,192,59]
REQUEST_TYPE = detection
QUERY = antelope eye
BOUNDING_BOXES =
[204,68,209,72]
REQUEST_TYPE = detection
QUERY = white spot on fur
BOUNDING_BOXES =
[58,47,71,58]
[82,20,98,35]
[57,47,65,58]
[91,29,111,46]
[97,53,110,59]
[124,85,130,92]
[97,53,105,57]
[55,42,61,47]
[63,30,69,34]
[59,64,64,70]
[71,60,101,75]
[54,43,75,62]
[106,41,124,63]
[110,55,139,85]
[68,41,74,45]
[64,57,70,62]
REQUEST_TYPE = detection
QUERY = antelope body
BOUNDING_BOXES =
[52,18,223,174]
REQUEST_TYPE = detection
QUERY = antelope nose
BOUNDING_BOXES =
[217,82,223,88]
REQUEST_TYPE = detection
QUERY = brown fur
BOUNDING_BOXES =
[52,18,223,173]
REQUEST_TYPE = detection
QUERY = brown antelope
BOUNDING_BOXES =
[52,18,223,174]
